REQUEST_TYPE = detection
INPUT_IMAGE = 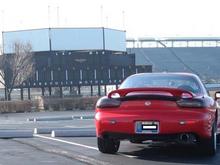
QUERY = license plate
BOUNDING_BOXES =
[135,121,159,134]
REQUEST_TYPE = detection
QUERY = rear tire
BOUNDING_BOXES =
[200,123,217,156]
[217,134,220,144]
[97,137,120,154]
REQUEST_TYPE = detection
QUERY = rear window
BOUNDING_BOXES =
[119,74,202,94]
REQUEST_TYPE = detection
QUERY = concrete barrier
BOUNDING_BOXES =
[73,116,94,120]
[34,127,95,134]
[27,116,74,122]
[51,128,96,138]
[0,130,33,138]
[27,115,94,122]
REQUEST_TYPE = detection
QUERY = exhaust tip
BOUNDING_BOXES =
[180,133,190,142]
[179,133,197,144]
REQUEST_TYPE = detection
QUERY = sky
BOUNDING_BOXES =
[0,0,220,39]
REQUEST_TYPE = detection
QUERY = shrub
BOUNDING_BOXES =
[0,100,32,113]
[0,96,99,113]
[42,96,99,111]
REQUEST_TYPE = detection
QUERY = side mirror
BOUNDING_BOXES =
[215,91,220,100]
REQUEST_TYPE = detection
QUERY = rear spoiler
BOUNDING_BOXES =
[108,87,194,99]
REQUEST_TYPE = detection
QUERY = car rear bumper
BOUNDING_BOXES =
[95,110,214,140]
[105,131,202,143]
[102,132,180,141]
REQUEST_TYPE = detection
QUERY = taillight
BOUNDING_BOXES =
[176,99,206,108]
[181,92,193,99]
[96,97,121,108]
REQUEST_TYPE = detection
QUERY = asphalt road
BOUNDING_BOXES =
[0,111,219,165]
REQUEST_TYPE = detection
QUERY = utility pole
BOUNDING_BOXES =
[122,10,125,30]
[48,5,51,28]
[100,5,103,27]
[57,6,60,27]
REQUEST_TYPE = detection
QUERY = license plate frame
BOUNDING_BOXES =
[135,121,159,134]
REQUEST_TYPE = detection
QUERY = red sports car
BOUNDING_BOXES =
[95,73,220,155]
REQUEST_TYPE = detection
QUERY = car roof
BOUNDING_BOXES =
[125,72,207,95]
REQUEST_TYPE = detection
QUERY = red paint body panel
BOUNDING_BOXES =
[96,86,219,142]
[96,108,215,139]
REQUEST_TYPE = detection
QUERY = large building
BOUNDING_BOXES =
[4,29,220,99]
[2,28,151,99]
[127,37,220,83]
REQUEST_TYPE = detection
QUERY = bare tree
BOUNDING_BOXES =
[0,42,35,100]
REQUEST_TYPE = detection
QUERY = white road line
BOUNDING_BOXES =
[34,134,98,150]
[34,134,137,159]
[118,153,138,158]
